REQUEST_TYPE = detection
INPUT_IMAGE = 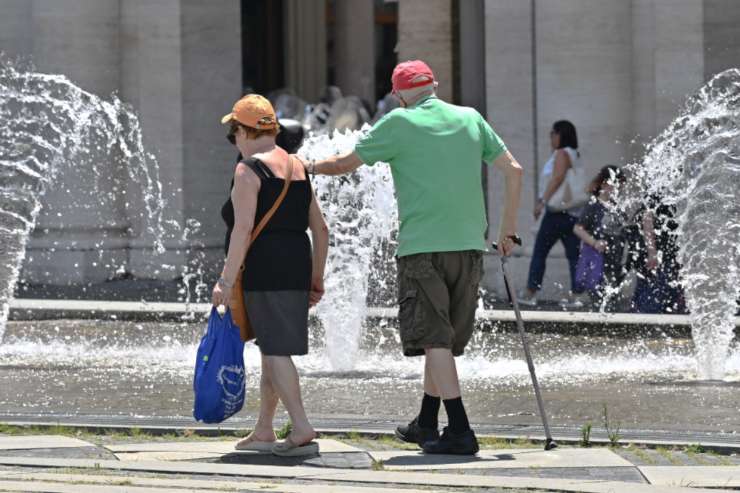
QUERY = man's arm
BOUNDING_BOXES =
[492,150,524,256]
[312,151,364,176]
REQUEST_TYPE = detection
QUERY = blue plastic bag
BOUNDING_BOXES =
[193,307,246,423]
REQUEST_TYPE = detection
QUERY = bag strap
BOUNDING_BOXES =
[241,155,294,267]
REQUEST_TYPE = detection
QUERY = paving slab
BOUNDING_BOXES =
[113,451,226,462]
[0,472,446,493]
[0,455,731,493]
[0,481,206,493]
[0,456,326,479]
[0,435,93,450]
[310,469,732,493]
[639,465,740,488]
[106,438,361,454]
[368,447,634,471]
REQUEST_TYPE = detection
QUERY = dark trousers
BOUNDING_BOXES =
[526,209,582,293]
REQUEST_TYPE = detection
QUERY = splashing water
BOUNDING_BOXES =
[0,59,167,339]
[625,69,740,380]
[298,128,397,370]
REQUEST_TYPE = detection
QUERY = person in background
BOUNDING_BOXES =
[519,120,588,308]
[573,165,627,310]
[629,195,685,313]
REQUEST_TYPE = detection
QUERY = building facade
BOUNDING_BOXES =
[2,0,739,300]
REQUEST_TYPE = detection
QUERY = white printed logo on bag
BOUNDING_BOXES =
[217,365,245,414]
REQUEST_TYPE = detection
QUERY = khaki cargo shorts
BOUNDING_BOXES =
[396,250,483,357]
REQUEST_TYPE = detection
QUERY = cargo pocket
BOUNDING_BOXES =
[398,288,424,342]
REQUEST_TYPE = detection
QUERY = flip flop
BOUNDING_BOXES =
[234,435,276,452]
[271,435,319,457]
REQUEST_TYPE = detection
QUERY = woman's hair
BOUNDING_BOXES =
[552,120,578,149]
[229,121,280,142]
[588,165,624,195]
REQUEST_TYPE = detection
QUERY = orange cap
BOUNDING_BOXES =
[220,94,278,130]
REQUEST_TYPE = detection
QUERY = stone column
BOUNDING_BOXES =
[632,0,705,150]
[397,0,453,102]
[334,0,375,104]
[703,0,740,80]
[120,0,186,280]
[483,0,536,295]
[284,0,327,102]
[31,0,121,95]
[21,0,128,284]
[0,0,32,58]
[180,0,243,271]
[121,0,242,279]
[653,0,704,131]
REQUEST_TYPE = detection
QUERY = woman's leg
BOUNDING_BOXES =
[526,211,561,292]
[263,355,316,444]
[236,356,278,445]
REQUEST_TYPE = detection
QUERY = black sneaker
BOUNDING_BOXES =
[422,427,479,455]
[395,417,439,447]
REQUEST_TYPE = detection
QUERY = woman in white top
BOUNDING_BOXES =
[520,120,588,307]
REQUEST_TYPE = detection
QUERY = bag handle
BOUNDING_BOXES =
[240,155,295,269]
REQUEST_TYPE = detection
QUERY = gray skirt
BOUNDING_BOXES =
[244,290,309,356]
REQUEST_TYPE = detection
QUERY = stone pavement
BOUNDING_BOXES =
[0,434,739,492]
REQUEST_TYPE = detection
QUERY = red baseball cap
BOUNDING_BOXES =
[392,60,435,92]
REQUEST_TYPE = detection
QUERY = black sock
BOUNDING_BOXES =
[417,393,440,429]
[443,397,471,433]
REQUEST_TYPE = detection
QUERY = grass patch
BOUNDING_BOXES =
[275,422,292,440]
[626,444,656,465]
[371,459,385,471]
[656,446,683,465]
[580,422,592,447]
[478,436,541,449]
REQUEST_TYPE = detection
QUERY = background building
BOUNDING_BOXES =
[2,0,739,301]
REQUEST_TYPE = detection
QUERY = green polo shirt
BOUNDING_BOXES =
[354,96,507,257]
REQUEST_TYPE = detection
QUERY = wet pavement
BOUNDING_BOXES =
[1,319,739,436]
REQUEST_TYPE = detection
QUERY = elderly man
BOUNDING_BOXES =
[309,60,523,455]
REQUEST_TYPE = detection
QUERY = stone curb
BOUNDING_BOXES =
[2,419,739,454]
[0,456,733,493]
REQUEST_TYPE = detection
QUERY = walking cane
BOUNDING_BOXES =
[492,236,557,451]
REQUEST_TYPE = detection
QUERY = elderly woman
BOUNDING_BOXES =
[212,94,329,457]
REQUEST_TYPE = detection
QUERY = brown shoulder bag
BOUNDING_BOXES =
[228,156,294,342]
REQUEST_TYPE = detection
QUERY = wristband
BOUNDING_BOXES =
[217,276,234,289]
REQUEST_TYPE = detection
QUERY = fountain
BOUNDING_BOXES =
[625,69,740,380]
[297,129,397,371]
[1,61,739,435]
[0,58,167,340]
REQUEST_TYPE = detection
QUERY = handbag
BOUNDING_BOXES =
[227,156,294,342]
[575,242,604,292]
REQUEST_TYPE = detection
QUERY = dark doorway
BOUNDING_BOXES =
[242,0,285,95]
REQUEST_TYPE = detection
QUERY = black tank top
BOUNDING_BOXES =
[221,157,312,291]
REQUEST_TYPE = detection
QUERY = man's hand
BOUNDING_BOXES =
[309,275,325,307]
[496,233,519,256]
